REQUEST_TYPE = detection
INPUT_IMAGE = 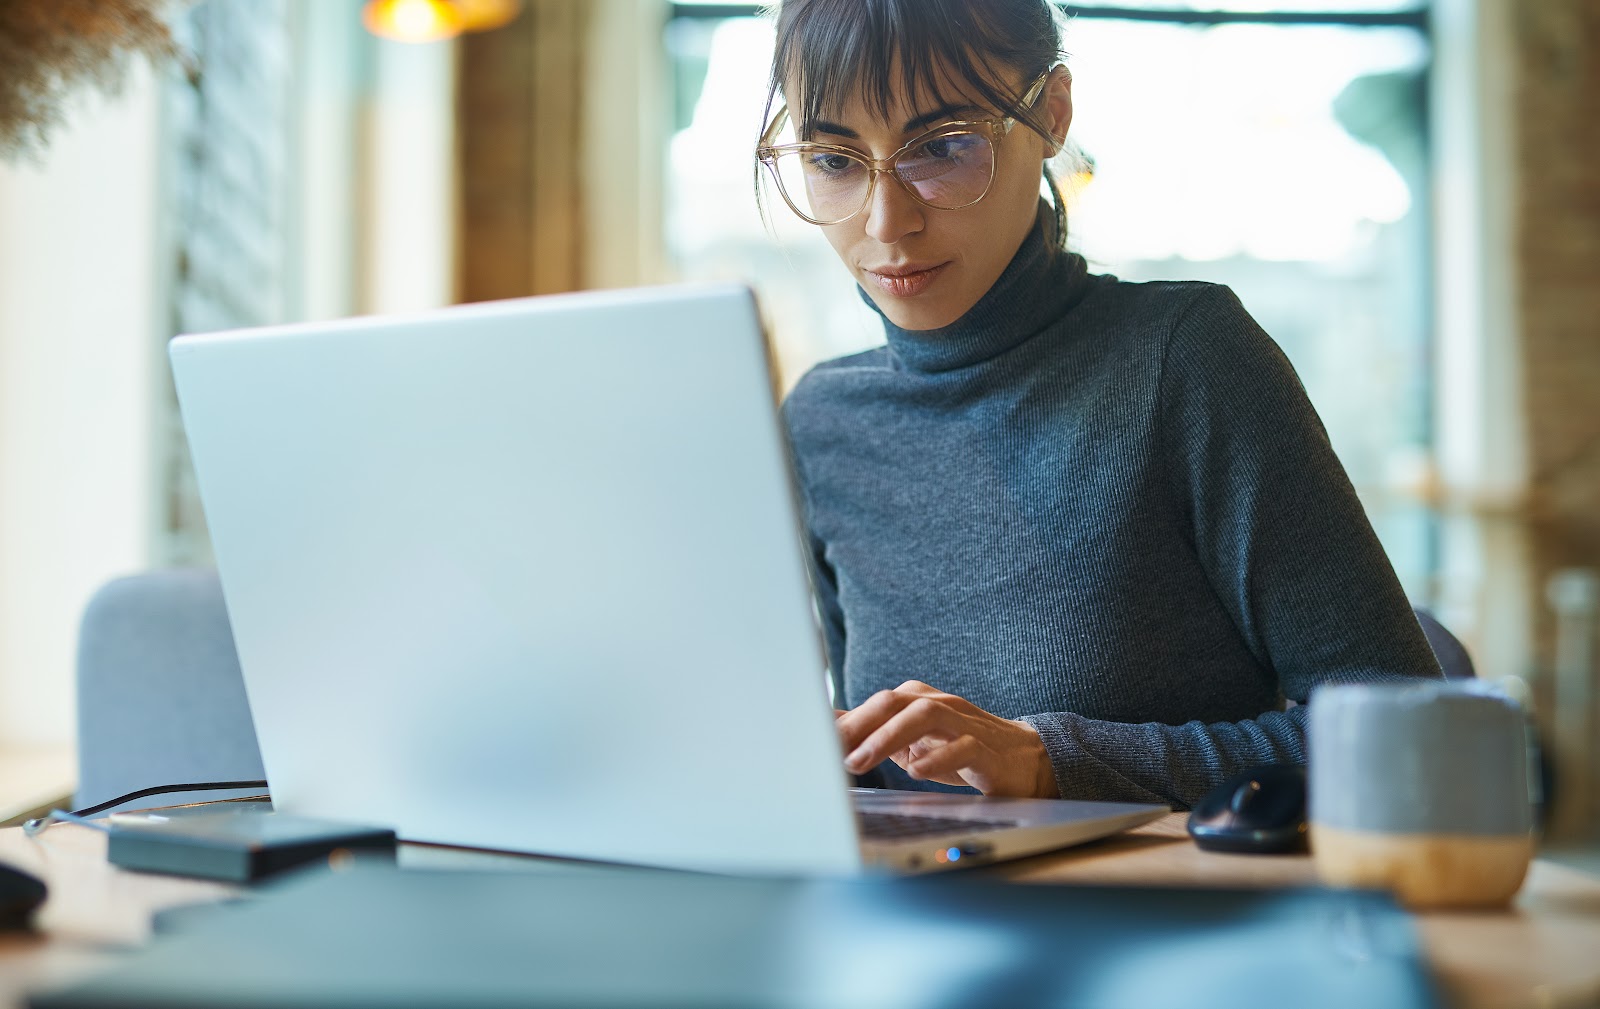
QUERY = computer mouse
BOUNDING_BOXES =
[0,861,47,931]
[1187,764,1308,854]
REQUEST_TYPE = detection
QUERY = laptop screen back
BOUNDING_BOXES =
[169,285,860,875]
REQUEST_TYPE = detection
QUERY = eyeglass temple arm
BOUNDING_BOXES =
[757,104,790,153]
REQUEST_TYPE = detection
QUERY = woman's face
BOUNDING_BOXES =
[796,64,1073,332]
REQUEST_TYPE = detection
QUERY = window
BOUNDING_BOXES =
[665,1,1435,598]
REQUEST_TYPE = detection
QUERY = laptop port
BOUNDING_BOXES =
[932,842,994,866]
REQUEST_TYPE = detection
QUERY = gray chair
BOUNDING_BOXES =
[71,573,1477,811]
[75,569,264,810]
[1413,607,1476,680]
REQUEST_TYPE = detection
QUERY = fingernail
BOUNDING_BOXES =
[845,749,867,772]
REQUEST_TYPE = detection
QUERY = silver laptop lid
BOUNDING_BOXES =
[170,285,861,875]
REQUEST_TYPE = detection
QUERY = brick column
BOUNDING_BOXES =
[457,0,591,301]
[1513,0,1600,839]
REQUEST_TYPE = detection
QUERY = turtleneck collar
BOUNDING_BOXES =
[863,202,1091,375]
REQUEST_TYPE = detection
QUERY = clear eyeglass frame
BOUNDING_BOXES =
[755,67,1057,227]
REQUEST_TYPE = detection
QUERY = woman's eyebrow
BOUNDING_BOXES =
[812,119,858,138]
[903,103,982,133]
[809,103,985,141]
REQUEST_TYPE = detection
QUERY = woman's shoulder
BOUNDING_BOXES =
[1084,273,1284,376]
[783,345,891,404]
[1086,271,1251,336]
[1096,278,1314,437]
[779,345,892,431]
[807,344,894,376]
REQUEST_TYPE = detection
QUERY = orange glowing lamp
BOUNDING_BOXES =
[362,0,521,43]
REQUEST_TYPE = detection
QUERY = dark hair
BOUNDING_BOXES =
[761,0,1069,241]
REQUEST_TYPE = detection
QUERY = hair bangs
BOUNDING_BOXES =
[767,0,1060,142]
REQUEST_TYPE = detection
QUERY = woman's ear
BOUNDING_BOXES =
[1045,65,1074,155]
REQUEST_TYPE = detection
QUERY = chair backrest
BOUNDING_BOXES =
[1413,607,1476,680]
[69,578,1474,810]
[75,570,264,809]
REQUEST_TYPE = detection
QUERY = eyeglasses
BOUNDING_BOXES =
[756,68,1055,227]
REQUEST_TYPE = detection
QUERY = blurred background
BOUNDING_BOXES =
[0,0,1595,840]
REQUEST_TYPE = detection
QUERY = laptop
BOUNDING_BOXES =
[169,284,1166,876]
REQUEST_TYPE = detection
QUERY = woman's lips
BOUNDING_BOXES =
[864,262,950,298]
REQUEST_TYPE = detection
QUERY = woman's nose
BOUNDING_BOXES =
[863,171,925,244]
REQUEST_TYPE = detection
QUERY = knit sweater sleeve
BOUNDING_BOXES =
[782,409,849,706]
[1021,285,1442,810]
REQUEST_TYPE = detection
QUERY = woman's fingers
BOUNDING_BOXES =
[903,734,988,785]
[893,679,981,715]
[836,681,965,753]
[844,696,961,774]
[834,682,1056,798]
[835,687,919,754]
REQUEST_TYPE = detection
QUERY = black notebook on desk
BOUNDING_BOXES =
[30,862,1439,1009]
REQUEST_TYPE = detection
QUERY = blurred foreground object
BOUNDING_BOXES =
[362,0,521,43]
[32,865,1439,1009]
[1310,682,1535,909]
[0,0,178,160]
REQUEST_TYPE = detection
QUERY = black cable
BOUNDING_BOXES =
[22,779,270,836]
[61,779,269,819]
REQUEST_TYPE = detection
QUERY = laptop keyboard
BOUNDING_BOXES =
[857,811,1019,840]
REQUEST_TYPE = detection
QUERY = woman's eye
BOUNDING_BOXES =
[807,153,858,175]
[917,134,978,161]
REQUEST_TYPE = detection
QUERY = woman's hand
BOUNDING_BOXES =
[835,680,1059,799]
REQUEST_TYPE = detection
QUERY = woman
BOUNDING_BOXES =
[759,0,1442,809]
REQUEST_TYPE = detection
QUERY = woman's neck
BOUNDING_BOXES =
[868,202,1091,374]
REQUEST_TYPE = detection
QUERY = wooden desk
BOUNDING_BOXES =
[0,748,75,826]
[3,815,1599,1009]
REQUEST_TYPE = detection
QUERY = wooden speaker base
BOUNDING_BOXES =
[1311,824,1534,909]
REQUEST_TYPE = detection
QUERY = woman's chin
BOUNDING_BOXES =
[868,291,969,332]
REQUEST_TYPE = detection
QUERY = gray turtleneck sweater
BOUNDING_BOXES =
[781,211,1442,810]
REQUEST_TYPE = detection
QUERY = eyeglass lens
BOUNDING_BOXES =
[768,130,996,223]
